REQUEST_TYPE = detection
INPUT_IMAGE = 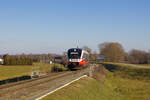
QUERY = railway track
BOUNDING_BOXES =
[0,67,90,100]
[0,72,66,90]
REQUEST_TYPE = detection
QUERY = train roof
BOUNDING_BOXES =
[67,48,89,54]
[68,48,82,51]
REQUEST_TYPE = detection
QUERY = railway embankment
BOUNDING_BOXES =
[39,63,150,100]
[1,63,150,100]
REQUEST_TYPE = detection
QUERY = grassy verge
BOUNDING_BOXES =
[100,62,150,80]
[136,64,150,67]
[102,62,150,100]
[41,77,120,100]
[0,63,66,80]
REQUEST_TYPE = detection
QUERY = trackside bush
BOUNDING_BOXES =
[51,64,67,72]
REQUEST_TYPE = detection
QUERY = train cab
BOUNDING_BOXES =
[67,48,89,70]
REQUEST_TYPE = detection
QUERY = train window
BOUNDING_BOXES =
[68,49,82,59]
[82,53,89,61]
[83,53,86,58]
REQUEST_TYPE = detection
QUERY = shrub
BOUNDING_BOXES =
[51,64,67,72]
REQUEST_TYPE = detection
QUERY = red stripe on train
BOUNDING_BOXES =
[79,59,86,66]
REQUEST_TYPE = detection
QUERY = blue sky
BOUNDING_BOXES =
[0,0,150,54]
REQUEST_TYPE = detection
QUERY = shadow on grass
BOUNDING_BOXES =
[0,76,31,85]
[101,63,150,80]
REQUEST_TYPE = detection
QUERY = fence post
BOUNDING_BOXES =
[89,64,95,77]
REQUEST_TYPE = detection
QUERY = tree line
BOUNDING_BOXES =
[1,53,63,65]
[127,49,150,64]
[98,42,150,64]
[1,42,149,65]
[3,54,33,65]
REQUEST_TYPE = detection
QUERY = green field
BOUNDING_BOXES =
[0,63,65,80]
[41,63,150,100]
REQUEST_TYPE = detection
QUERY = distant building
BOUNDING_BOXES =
[50,61,53,64]
[0,58,4,65]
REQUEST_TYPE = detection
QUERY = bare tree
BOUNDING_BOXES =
[99,42,125,62]
[148,51,150,64]
[128,49,148,64]
[90,51,99,61]
[82,46,92,54]
[82,46,92,61]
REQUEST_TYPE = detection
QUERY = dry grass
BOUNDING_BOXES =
[0,65,31,80]
[0,63,65,80]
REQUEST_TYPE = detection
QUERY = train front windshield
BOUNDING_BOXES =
[68,49,82,59]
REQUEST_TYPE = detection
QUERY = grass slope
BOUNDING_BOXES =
[41,77,120,100]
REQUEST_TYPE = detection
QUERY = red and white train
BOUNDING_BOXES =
[67,48,89,70]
